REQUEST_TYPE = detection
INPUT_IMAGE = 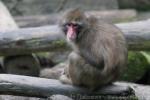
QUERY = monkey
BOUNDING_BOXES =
[59,8,128,89]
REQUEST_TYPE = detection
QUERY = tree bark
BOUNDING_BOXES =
[0,74,134,99]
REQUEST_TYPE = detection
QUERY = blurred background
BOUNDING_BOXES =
[2,0,150,15]
[0,0,150,85]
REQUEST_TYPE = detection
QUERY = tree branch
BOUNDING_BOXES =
[0,19,150,55]
[0,74,133,99]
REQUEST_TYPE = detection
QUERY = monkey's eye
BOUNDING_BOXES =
[64,23,71,27]
[73,24,78,27]
[62,23,82,32]
[74,24,83,30]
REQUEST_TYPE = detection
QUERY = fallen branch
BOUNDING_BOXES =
[0,74,134,99]
[0,25,67,56]
[0,19,150,55]
[15,9,137,27]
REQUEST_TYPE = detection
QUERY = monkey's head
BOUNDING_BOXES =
[60,8,88,42]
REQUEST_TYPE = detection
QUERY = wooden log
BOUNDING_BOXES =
[0,95,44,100]
[0,19,150,56]
[15,9,137,27]
[0,25,67,56]
[117,19,150,50]
[0,74,135,99]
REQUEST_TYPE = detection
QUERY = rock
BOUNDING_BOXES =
[0,1,18,32]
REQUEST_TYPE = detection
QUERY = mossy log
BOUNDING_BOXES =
[0,19,150,56]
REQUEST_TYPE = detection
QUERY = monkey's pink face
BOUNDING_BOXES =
[66,23,77,41]
[63,23,82,41]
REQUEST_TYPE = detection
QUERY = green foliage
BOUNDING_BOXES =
[120,51,149,82]
[140,51,150,63]
[52,40,66,47]
[118,0,150,11]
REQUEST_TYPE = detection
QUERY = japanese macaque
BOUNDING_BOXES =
[59,8,128,89]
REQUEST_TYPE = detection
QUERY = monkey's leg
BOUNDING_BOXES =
[59,65,72,85]
[60,52,83,86]
[67,52,86,86]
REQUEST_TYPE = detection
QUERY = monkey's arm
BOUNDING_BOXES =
[80,50,104,70]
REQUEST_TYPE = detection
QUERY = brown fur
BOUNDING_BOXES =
[59,8,127,89]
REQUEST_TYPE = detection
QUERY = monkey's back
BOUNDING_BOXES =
[95,21,127,73]
[75,20,127,88]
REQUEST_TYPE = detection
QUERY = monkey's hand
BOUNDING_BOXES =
[59,74,72,85]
